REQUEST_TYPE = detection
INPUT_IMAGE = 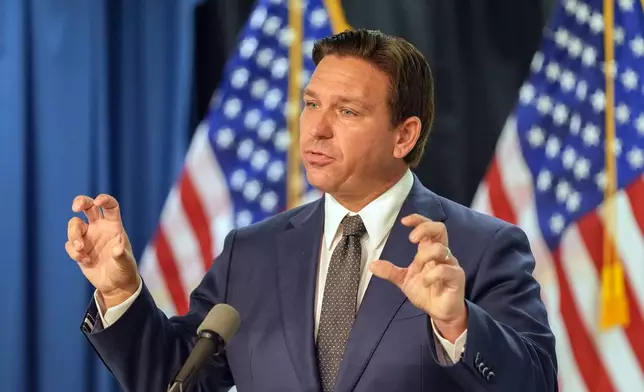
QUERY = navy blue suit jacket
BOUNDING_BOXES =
[82,177,558,391]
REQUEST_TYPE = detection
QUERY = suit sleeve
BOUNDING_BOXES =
[80,229,239,392]
[427,224,558,392]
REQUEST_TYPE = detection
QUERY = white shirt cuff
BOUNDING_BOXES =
[431,318,467,363]
[93,278,143,328]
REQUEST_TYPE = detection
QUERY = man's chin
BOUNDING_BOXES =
[304,169,337,194]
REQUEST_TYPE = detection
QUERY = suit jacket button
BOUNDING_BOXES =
[487,371,495,381]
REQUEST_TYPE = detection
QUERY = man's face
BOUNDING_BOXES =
[299,55,401,200]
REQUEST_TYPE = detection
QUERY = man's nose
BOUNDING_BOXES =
[309,112,333,139]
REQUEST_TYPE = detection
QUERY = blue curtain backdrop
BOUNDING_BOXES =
[0,0,199,390]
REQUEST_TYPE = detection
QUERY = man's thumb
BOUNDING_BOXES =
[370,260,406,287]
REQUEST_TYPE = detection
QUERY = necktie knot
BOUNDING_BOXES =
[341,214,366,237]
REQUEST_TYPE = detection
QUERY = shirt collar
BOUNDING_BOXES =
[323,169,414,250]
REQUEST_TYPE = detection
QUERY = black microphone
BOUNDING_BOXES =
[167,303,241,392]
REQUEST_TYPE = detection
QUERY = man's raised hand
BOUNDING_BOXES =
[65,194,139,311]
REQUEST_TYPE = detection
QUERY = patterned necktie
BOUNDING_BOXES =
[316,214,367,392]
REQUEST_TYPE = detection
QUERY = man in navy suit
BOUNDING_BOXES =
[67,29,558,391]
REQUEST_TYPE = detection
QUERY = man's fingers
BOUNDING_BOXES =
[401,213,429,228]
[72,195,101,222]
[111,233,131,264]
[65,241,90,264]
[95,194,123,222]
[67,217,89,251]
[416,242,458,266]
[408,221,447,244]
[370,260,406,288]
[422,264,461,288]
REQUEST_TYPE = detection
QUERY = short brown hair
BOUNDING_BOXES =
[312,29,434,167]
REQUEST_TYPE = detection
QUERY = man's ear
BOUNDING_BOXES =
[393,116,421,159]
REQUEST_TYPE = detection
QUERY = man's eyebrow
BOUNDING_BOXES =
[303,88,318,98]
[303,89,371,109]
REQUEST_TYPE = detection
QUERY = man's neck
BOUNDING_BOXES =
[332,169,409,212]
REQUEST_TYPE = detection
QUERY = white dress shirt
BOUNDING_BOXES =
[95,169,467,362]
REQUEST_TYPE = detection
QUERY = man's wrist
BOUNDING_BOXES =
[98,277,141,311]
[432,304,468,343]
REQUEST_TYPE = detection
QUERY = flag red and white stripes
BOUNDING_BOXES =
[472,117,644,392]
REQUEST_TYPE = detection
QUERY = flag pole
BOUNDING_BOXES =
[286,0,304,210]
[599,0,629,330]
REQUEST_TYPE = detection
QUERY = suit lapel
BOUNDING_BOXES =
[276,200,325,392]
[334,177,446,392]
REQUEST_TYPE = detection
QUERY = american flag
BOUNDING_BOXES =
[139,0,348,317]
[471,0,644,391]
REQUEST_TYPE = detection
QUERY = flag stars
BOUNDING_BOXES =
[550,214,566,235]
[527,126,545,148]
[258,119,277,141]
[635,114,644,135]
[309,8,328,28]
[618,0,635,11]
[576,81,588,101]
[546,135,561,158]
[569,113,581,135]
[568,37,583,58]
[627,147,644,170]
[581,46,597,67]
[250,149,270,171]
[630,36,644,57]
[556,180,572,203]
[224,98,242,119]
[562,146,577,169]
[264,88,283,110]
[537,95,553,115]
[566,191,581,213]
[256,48,275,68]
[553,103,569,125]
[236,210,253,228]
[575,3,590,24]
[613,27,625,45]
[237,139,254,161]
[537,170,552,192]
[554,28,569,47]
[273,129,291,151]
[582,123,600,146]
[531,51,544,73]
[249,7,267,29]
[215,127,235,149]
[612,138,623,157]
[260,191,279,212]
[595,170,607,191]
[589,12,603,34]
[251,79,269,99]
[278,27,294,47]
[621,68,638,90]
[262,16,282,36]
[244,109,262,130]
[271,57,289,79]
[616,104,630,124]
[303,39,315,59]
[267,160,285,182]
[243,180,262,202]
[560,71,576,92]
[563,0,577,14]
[573,157,591,180]
[546,62,561,81]
[231,68,250,89]
[230,169,247,191]
[519,84,535,104]
[590,90,605,112]
[239,37,258,59]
